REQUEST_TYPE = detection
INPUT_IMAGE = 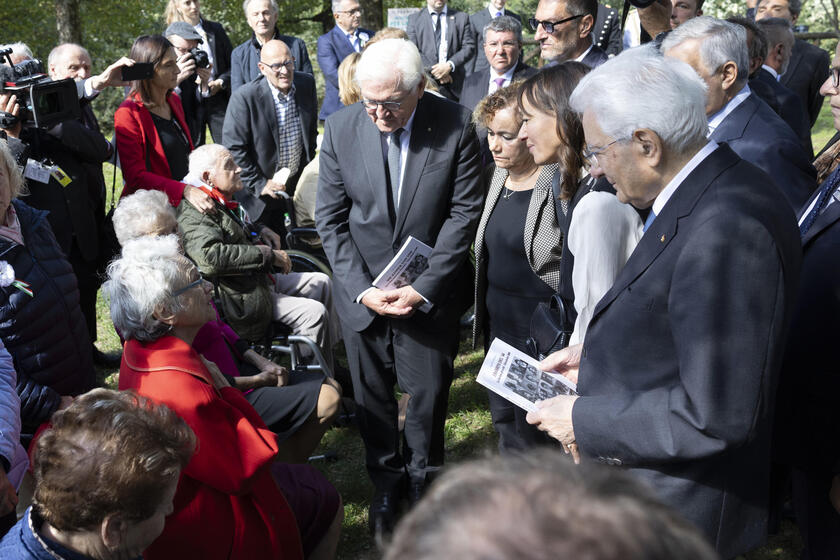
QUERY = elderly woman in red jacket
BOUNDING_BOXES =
[114,34,213,213]
[104,235,341,559]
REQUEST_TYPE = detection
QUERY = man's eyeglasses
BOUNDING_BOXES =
[583,139,623,167]
[337,7,362,15]
[260,59,295,71]
[361,99,403,112]
[528,15,584,34]
[172,277,204,298]
[831,66,840,88]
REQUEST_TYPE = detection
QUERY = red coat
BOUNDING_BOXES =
[118,335,303,560]
[114,91,194,207]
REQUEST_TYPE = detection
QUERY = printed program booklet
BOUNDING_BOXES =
[373,236,433,313]
[477,338,578,413]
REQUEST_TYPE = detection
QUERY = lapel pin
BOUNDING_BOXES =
[660,234,666,242]
[427,127,432,132]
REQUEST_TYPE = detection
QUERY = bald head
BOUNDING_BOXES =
[48,43,92,80]
[258,39,294,93]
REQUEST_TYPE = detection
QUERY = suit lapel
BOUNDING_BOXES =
[590,145,739,320]
[293,75,312,157]
[394,97,435,238]
[803,195,840,246]
[446,12,456,48]
[356,115,393,226]
[332,25,354,58]
[259,79,280,163]
[710,94,756,143]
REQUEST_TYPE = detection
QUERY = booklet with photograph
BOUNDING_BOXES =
[373,236,433,313]
[477,338,578,413]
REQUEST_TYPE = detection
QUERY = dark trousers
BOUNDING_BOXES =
[792,467,840,559]
[204,93,228,145]
[69,240,99,343]
[487,391,550,453]
[342,311,460,493]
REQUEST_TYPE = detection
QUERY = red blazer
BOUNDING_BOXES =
[119,335,303,560]
[114,91,195,207]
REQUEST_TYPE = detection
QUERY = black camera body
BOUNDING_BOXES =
[189,47,210,69]
[0,49,80,129]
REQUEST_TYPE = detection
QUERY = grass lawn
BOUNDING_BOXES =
[90,107,834,557]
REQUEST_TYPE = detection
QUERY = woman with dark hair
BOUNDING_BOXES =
[114,34,214,213]
[471,82,559,452]
[517,63,642,349]
[164,0,233,145]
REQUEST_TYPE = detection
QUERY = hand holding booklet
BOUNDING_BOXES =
[477,338,577,413]
[372,236,433,313]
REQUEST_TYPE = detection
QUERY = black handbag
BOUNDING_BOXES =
[525,293,574,360]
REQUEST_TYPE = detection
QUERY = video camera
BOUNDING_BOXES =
[0,48,80,129]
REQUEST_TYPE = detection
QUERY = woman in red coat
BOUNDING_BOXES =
[114,34,214,212]
[104,235,342,559]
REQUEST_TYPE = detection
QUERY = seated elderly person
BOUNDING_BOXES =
[105,235,342,559]
[0,388,196,559]
[0,139,94,434]
[177,144,340,369]
[113,190,341,464]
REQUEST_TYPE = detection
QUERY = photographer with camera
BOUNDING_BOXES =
[0,44,117,368]
[164,22,213,148]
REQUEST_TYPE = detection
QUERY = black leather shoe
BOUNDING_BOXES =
[369,491,398,544]
[408,480,427,508]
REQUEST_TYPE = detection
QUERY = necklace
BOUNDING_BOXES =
[503,168,539,199]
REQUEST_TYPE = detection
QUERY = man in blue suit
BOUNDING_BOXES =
[527,46,801,559]
[317,0,373,121]
[663,17,815,210]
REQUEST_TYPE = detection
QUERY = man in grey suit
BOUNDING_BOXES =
[468,0,522,74]
[663,17,816,210]
[531,0,609,67]
[527,46,801,559]
[316,38,482,539]
[407,0,476,101]
[223,40,317,231]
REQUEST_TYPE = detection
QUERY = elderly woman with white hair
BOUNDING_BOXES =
[177,144,340,366]
[113,188,340,464]
[107,235,342,560]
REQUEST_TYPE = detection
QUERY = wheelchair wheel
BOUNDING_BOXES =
[287,249,332,276]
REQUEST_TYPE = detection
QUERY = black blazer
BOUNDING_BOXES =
[458,60,536,112]
[775,179,840,474]
[316,93,483,332]
[407,8,476,100]
[710,92,816,210]
[468,7,521,74]
[201,18,233,92]
[222,73,318,221]
[580,44,609,68]
[573,144,802,559]
[781,38,830,128]
[592,3,622,56]
[230,30,313,92]
[754,67,813,155]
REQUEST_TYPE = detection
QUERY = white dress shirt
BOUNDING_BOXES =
[761,64,781,80]
[488,65,516,93]
[706,85,751,137]
[650,141,719,218]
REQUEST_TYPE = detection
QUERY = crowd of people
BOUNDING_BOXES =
[0,0,838,557]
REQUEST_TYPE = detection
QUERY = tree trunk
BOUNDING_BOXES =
[360,0,383,30]
[55,0,82,44]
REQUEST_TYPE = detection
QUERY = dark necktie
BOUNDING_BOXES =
[433,12,442,51]
[387,128,405,212]
[800,165,840,237]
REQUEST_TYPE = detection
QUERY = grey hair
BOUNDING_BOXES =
[331,0,352,12]
[104,235,192,343]
[756,17,795,72]
[47,43,89,75]
[0,139,27,200]
[188,144,229,178]
[1,42,33,61]
[662,16,749,83]
[113,189,177,247]
[356,38,423,92]
[569,45,708,154]
[483,15,523,43]
[242,0,278,16]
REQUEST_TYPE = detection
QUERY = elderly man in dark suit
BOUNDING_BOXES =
[407,0,476,101]
[230,0,312,92]
[527,46,801,559]
[223,39,317,231]
[756,0,829,128]
[316,38,482,538]
[663,17,816,210]
[531,0,608,67]
[468,0,521,74]
[317,0,373,121]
